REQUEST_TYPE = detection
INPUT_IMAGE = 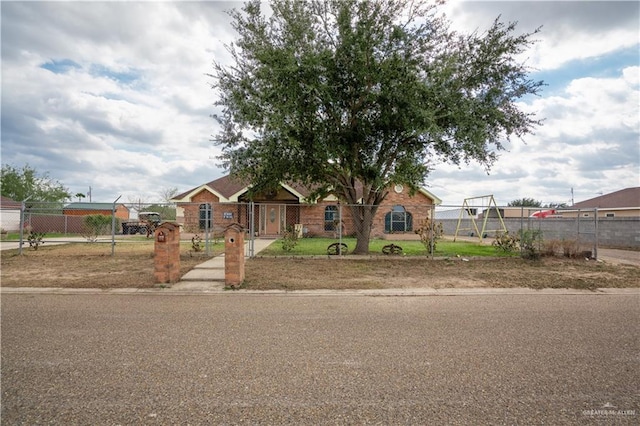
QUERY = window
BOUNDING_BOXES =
[199,203,212,229]
[385,205,413,233]
[324,205,338,231]
[606,213,615,218]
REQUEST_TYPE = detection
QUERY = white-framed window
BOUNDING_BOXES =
[324,205,338,231]
[199,203,212,229]
[385,205,413,232]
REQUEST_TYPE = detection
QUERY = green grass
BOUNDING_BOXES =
[260,237,511,257]
[1,232,82,241]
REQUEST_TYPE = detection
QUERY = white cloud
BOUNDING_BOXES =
[1,1,638,205]
[430,64,639,205]
[443,1,639,71]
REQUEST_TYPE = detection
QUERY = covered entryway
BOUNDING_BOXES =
[262,204,282,235]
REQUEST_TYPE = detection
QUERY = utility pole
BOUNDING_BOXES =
[570,188,574,206]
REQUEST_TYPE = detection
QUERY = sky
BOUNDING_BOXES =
[1,0,638,207]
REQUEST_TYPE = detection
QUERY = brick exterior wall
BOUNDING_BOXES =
[300,190,435,237]
[176,186,436,237]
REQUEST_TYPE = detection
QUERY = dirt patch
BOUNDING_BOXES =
[2,244,639,290]
[243,256,640,291]
[0,243,217,289]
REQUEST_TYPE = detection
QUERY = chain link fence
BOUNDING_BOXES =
[7,199,639,257]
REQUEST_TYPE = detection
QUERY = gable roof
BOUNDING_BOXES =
[173,174,441,205]
[0,196,21,209]
[172,175,310,203]
[572,187,640,209]
[64,202,129,211]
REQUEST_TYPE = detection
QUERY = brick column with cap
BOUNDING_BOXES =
[154,222,181,284]
[224,223,245,288]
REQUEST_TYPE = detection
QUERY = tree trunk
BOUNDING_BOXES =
[349,204,378,255]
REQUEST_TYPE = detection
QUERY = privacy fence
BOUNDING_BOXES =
[6,200,639,256]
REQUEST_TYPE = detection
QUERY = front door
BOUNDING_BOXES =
[264,204,280,235]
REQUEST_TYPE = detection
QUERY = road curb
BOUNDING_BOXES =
[1,287,639,297]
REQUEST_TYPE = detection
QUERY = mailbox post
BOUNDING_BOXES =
[224,223,245,288]
[154,222,181,284]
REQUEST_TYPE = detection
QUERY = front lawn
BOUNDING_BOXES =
[259,237,511,257]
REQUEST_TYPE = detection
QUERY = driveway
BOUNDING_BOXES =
[598,248,640,266]
[2,293,638,424]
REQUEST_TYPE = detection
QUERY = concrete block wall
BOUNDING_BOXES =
[438,217,639,249]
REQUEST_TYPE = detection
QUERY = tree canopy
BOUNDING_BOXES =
[212,0,543,253]
[1,164,71,204]
[508,198,542,207]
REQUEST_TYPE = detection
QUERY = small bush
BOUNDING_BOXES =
[27,231,45,250]
[561,239,580,258]
[492,231,519,254]
[415,218,444,252]
[542,239,562,257]
[191,234,203,252]
[281,225,299,252]
[83,215,115,242]
[519,229,543,260]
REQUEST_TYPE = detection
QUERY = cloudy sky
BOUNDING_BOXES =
[1,0,638,206]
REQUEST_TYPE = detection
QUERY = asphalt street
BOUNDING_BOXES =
[2,293,638,425]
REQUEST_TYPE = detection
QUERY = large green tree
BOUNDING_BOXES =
[0,164,71,204]
[213,0,543,254]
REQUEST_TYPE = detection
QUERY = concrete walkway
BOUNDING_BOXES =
[169,238,276,291]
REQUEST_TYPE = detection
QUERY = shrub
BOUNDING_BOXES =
[27,231,45,250]
[542,239,562,257]
[83,215,115,242]
[415,218,444,252]
[281,225,299,252]
[519,229,543,260]
[561,239,580,258]
[492,231,519,254]
[191,234,203,252]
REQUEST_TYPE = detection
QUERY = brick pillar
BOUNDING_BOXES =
[154,222,181,284]
[224,223,245,288]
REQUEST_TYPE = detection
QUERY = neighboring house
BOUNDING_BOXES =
[0,196,22,231]
[171,174,441,237]
[435,208,477,220]
[63,203,130,220]
[563,187,640,218]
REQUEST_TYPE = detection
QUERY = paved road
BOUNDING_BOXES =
[2,293,638,424]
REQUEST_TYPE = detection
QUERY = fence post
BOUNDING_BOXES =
[248,201,255,257]
[593,208,598,260]
[576,208,581,249]
[206,203,212,256]
[111,195,121,256]
[430,204,435,259]
[520,207,524,256]
[338,202,343,255]
[18,197,31,255]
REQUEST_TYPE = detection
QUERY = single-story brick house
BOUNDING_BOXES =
[63,202,130,220]
[171,175,441,237]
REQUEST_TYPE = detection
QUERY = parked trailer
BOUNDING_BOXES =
[121,212,161,236]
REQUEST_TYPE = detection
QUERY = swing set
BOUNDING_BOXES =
[453,195,507,242]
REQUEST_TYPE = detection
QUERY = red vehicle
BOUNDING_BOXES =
[529,209,557,218]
